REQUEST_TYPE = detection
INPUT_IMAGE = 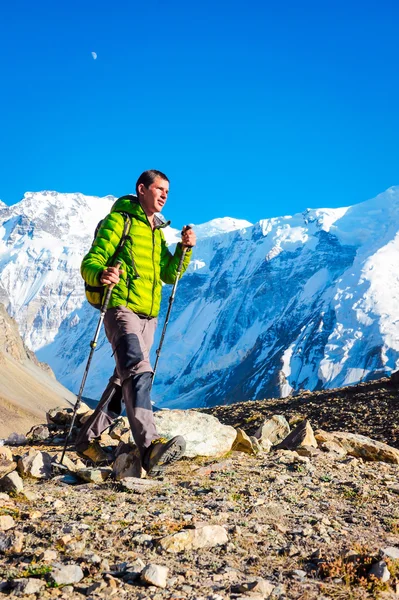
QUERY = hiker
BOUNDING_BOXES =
[75,169,196,476]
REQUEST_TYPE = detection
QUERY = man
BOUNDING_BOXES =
[76,169,196,476]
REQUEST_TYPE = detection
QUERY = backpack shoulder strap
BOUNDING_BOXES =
[110,211,132,266]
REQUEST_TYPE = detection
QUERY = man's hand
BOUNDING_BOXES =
[181,226,196,248]
[100,266,123,286]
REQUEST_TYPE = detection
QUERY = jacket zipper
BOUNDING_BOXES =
[126,275,130,307]
[149,228,156,316]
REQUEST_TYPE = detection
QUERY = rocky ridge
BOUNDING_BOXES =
[0,378,399,598]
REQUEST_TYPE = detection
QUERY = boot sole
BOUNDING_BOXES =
[147,438,186,477]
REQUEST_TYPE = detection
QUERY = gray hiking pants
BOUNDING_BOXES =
[75,306,159,459]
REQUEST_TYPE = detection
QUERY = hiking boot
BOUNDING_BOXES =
[143,436,186,477]
[76,441,113,465]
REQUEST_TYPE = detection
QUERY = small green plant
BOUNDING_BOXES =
[21,565,52,578]
[320,474,332,482]
[230,492,242,502]
[342,487,358,500]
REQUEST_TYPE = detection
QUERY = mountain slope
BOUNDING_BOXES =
[0,304,75,437]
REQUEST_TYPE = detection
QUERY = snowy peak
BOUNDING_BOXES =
[2,185,399,409]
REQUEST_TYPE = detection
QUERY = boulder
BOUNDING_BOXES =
[154,410,236,457]
[254,415,290,448]
[315,430,399,464]
[17,450,52,479]
[275,420,317,450]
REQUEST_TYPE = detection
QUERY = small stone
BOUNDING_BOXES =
[234,577,275,597]
[46,407,74,425]
[50,564,84,585]
[112,445,142,480]
[381,546,399,559]
[0,530,24,554]
[119,477,162,492]
[0,471,23,493]
[26,424,50,441]
[21,490,38,501]
[368,561,390,582]
[41,549,58,562]
[158,525,228,553]
[194,459,233,476]
[0,447,13,461]
[0,515,15,531]
[0,460,17,479]
[76,467,112,483]
[30,511,42,520]
[292,569,307,579]
[12,577,46,594]
[319,440,347,457]
[6,433,27,446]
[141,564,169,588]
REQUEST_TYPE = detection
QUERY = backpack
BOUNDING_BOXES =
[84,211,132,309]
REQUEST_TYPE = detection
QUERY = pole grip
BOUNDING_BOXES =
[101,260,122,313]
[181,224,194,249]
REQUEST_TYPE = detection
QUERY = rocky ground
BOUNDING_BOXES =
[0,377,399,599]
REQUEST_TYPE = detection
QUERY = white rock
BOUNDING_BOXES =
[0,471,23,493]
[0,516,15,531]
[158,525,228,553]
[368,560,390,582]
[140,564,169,588]
[381,546,399,559]
[154,410,236,457]
[12,578,46,594]
[50,564,84,585]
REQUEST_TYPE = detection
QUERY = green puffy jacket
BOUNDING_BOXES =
[81,195,192,317]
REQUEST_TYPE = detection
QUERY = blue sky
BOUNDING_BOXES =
[1,0,398,228]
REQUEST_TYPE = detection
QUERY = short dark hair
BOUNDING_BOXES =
[135,170,169,197]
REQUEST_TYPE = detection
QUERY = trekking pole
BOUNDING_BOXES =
[59,262,122,466]
[152,226,192,384]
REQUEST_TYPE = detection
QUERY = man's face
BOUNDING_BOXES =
[138,177,169,216]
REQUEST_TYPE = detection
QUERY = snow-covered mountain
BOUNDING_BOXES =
[1,187,399,408]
